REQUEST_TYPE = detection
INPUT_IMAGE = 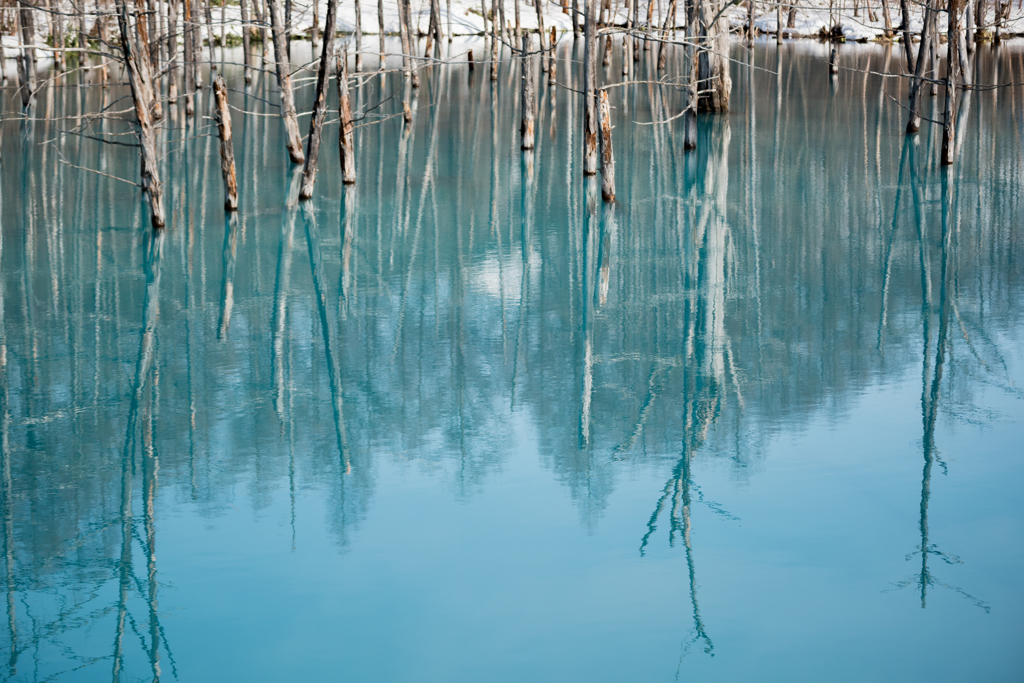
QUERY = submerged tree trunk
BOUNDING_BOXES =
[583,0,598,175]
[213,76,239,210]
[299,0,339,198]
[906,0,936,133]
[114,0,166,228]
[521,35,536,150]
[267,0,306,163]
[598,89,614,201]
[942,0,962,164]
[697,0,732,112]
[338,50,356,183]
[241,0,252,83]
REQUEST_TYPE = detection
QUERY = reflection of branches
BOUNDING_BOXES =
[888,150,989,615]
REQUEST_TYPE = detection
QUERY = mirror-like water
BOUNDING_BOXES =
[1,41,1023,682]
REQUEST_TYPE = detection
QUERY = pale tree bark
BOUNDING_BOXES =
[267,0,306,163]
[583,0,598,174]
[942,0,962,164]
[599,89,614,201]
[300,0,339,198]
[521,35,536,150]
[114,0,166,227]
[338,50,356,183]
[697,0,732,112]
[213,76,239,210]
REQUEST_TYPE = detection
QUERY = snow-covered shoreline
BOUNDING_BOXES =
[3,0,1023,75]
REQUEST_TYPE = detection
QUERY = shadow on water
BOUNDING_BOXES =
[0,39,1023,680]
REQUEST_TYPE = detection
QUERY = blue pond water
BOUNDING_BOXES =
[1,40,1023,682]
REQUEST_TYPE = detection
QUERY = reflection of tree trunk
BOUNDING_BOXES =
[272,206,296,422]
[218,214,239,339]
[303,206,351,473]
[0,163,17,677]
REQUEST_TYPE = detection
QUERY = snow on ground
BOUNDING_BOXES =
[2,0,1024,78]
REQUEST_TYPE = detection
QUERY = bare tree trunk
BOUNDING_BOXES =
[583,0,598,174]
[598,88,614,201]
[490,0,499,80]
[168,0,179,99]
[312,0,320,48]
[114,0,166,228]
[241,0,252,82]
[299,0,339,198]
[535,0,548,73]
[550,26,557,80]
[684,0,698,149]
[184,0,197,113]
[15,1,36,105]
[355,0,363,70]
[338,49,356,183]
[573,0,580,37]
[204,0,216,69]
[398,0,414,83]
[213,75,239,209]
[658,0,679,70]
[267,0,306,162]
[697,0,732,112]
[777,0,783,42]
[521,34,536,149]
[942,0,961,164]
[906,0,935,133]
[378,0,386,67]
[899,0,916,71]
[623,0,632,75]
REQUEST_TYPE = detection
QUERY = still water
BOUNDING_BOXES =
[1,41,1023,682]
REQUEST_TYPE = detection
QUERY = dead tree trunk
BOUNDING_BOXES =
[697,0,732,111]
[583,0,599,175]
[684,0,698,149]
[183,0,198,114]
[906,0,936,133]
[213,76,239,210]
[490,0,499,80]
[167,0,179,100]
[398,0,414,83]
[899,0,917,71]
[355,0,363,70]
[535,0,548,73]
[658,0,679,70]
[942,0,961,164]
[114,0,166,228]
[338,51,356,183]
[16,0,37,105]
[267,0,306,163]
[379,0,386,68]
[299,0,339,199]
[241,0,252,83]
[598,89,614,201]
[521,35,536,150]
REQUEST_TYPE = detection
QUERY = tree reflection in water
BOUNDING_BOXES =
[0,42,1022,679]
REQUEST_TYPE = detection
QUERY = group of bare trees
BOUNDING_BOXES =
[0,0,1019,229]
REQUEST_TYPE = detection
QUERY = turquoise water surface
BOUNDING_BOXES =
[1,41,1023,681]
